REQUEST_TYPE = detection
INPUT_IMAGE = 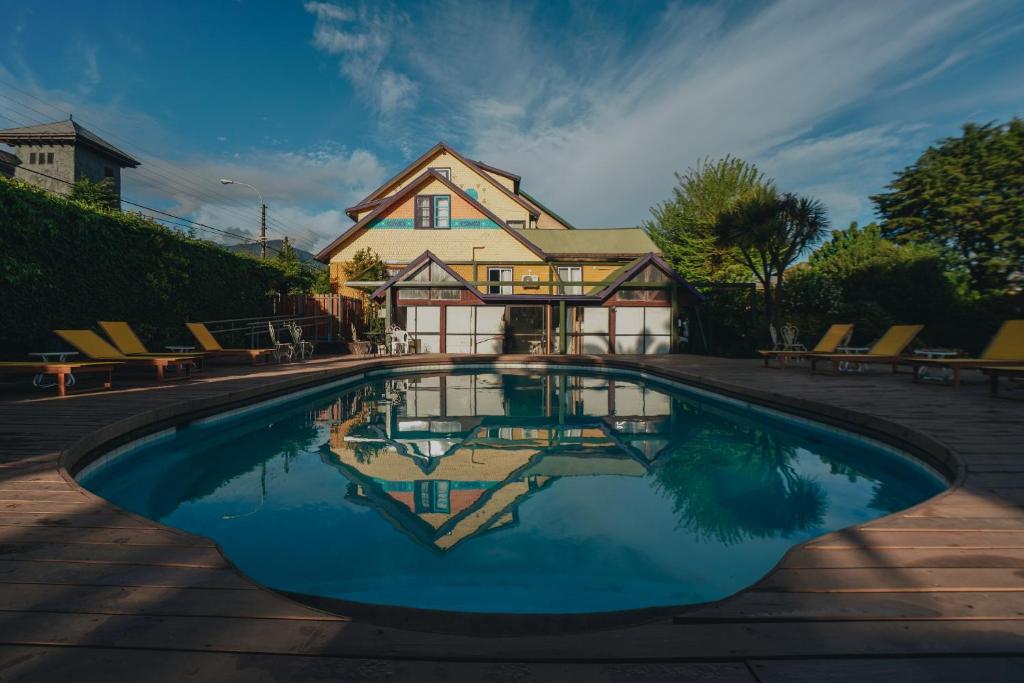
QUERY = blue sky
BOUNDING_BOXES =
[1,0,1023,254]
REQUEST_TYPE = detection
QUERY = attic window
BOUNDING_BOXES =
[29,153,36,164]
[47,153,54,164]
[414,194,450,229]
[507,220,525,230]
[429,167,451,181]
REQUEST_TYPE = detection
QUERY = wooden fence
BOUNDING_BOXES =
[272,294,364,342]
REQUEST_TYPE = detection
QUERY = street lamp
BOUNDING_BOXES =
[220,178,267,259]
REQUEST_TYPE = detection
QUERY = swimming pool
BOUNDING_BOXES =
[77,366,946,616]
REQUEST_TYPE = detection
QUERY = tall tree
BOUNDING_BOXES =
[714,189,830,328]
[871,119,1024,293]
[644,156,770,283]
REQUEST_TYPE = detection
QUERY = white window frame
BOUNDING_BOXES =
[488,267,513,295]
[557,266,583,295]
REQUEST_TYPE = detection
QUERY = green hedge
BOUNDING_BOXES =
[0,177,285,355]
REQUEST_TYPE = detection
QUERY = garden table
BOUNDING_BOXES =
[28,351,80,388]
[913,348,960,382]
[835,345,870,373]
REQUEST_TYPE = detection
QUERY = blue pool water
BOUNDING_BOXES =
[78,368,946,614]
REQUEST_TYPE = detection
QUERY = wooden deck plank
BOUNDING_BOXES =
[0,645,757,683]
[0,353,1021,674]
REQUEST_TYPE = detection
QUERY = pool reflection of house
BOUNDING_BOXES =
[321,373,674,551]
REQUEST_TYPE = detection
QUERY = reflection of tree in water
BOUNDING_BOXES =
[328,383,388,465]
[653,415,827,544]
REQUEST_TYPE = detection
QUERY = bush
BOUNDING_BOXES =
[0,177,292,355]
[784,223,1019,353]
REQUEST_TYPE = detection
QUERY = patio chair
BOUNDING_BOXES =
[758,324,853,368]
[185,323,275,365]
[910,320,1024,388]
[98,321,206,368]
[809,324,924,375]
[288,321,315,360]
[781,324,806,351]
[267,322,295,362]
[387,325,413,355]
[0,361,120,397]
[54,329,197,383]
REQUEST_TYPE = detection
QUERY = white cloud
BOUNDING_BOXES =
[304,2,417,116]
[327,0,1019,229]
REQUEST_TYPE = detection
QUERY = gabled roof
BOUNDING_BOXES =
[347,141,538,220]
[366,250,703,304]
[597,252,704,303]
[316,169,547,262]
[370,250,482,300]
[473,159,520,190]
[0,119,140,167]
[513,227,657,256]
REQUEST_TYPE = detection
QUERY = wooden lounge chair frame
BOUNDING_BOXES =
[909,321,1024,388]
[809,325,925,375]
[98,321,206,369]
[981,366,1024,397]
[758,324,853,368]
[54,330,196,382]
[0,362,118,397]
[185,323,274,365]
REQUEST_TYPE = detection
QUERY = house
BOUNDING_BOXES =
[0,117,140,200]
[0,149,18,178]
[315,142,702,355]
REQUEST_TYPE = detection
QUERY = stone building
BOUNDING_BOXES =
[0,117,139,200]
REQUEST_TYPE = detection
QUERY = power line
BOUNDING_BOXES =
[0,81,327,254]
[0,91,274,232]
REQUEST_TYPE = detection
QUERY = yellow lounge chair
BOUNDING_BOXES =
[911,320,1024,388]
[0,361,119,397]
[185,322,274,365]
[758,323,853,368]
[98,321,206,367]
[809,324,924,375]
[54,330,196,382]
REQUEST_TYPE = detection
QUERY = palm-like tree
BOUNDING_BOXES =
[714,189,830,330]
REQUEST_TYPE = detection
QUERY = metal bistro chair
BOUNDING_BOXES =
[288,321,315,361]
[267,322,294,362]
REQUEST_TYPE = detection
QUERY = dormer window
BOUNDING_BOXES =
[414,194,451,229]
[428,167,451,180]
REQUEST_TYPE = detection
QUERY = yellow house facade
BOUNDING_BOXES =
[315,142,702,355]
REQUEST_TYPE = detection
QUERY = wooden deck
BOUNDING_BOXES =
[0,354,1022,682]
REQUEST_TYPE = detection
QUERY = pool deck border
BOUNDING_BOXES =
[1,353,1023,681]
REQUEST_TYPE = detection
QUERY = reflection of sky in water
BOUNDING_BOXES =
[80,370,945,613]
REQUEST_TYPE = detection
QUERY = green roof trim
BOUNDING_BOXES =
[512,227,660,256]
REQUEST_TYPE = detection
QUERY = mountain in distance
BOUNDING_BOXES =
[224,239,320,265]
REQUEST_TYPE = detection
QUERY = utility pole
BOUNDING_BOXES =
[220,178,268,259]
[260,202,267,259]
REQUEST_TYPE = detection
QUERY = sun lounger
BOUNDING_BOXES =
[98,321,206,368]
[54,330,196,382]
[185,323,274,364]
[910,320,1024,388]
[0,362,119,397]
[981,366,1024,396]
[810,324,924,375]
[758,323,853,368]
